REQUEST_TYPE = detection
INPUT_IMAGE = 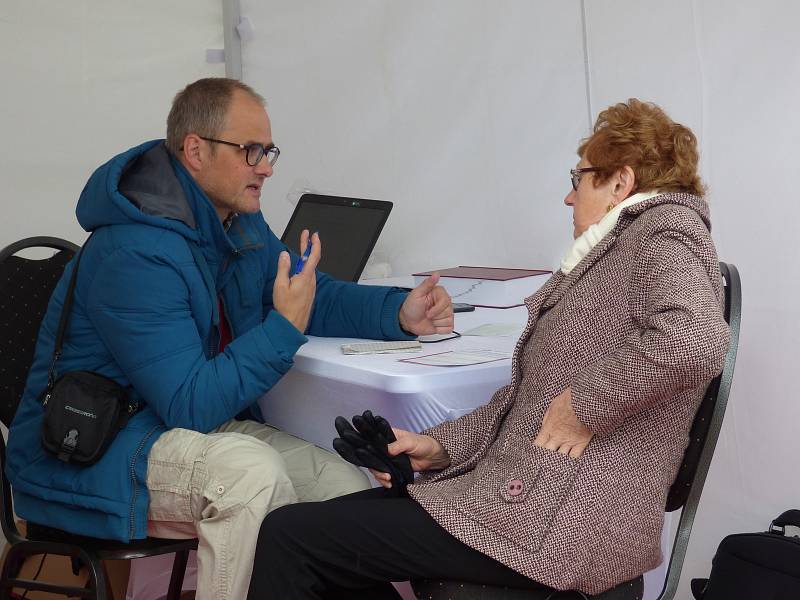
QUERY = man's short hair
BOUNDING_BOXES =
[165,78,266,155]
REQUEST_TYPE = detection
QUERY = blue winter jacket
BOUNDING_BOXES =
[6,140,410,542]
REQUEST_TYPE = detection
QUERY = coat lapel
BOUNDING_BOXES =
[516,273,563,348]
[541,232,618,311]
[499,272,565,399]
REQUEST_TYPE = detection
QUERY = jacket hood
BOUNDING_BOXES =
[76,140,220,243]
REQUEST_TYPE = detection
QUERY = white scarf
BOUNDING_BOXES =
[560,190,660,274]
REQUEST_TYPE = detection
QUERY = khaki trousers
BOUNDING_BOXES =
[145,419,370,600]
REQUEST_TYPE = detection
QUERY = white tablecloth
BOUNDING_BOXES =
[257,304,528,448]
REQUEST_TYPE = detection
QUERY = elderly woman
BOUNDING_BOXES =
[245,99,730,599]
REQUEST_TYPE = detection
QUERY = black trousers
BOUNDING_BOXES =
[246,487,550,600]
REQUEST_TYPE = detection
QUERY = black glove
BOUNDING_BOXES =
[353,410,414,488]
[333,416,369,466]
[332,411,414,495]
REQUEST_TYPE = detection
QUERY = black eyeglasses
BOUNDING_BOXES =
[570,167,602,191]
[200,136,280,167]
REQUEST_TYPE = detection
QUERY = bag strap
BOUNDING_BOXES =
[44,236,91,398]
[771,509,800,531]
[44,237,219,400]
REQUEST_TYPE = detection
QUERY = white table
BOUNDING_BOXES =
[257,303,528,449]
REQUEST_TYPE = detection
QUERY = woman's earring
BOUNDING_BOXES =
[606,202,616,213]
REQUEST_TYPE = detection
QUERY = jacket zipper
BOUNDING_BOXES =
[221,294,236,339]
[219,242,265,277]
[219,247,241,276]
[129,424,160,539]
[208,249,239,357]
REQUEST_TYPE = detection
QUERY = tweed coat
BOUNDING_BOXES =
[407,192,730,595]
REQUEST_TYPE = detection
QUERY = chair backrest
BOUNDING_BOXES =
[658,262,742,599]
[0,236,79,544]
[0,237,79,427]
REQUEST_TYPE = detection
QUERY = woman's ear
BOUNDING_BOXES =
[615,166,636,199]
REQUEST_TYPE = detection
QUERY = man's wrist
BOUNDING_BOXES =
[398,307,412,335]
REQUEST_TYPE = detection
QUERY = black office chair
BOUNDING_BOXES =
[0,237,198,600]
[412,262,741,600]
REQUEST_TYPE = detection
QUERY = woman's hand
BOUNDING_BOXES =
[534,387,593,459]
[369,428,451,488]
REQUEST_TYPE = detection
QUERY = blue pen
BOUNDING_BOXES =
[294,236,313,275]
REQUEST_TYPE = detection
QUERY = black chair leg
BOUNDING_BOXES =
[0,545,99,599]
[0,546,34,600]
[0,558,18,600]
[0,548,23,600]
[85,553,109,600]
[166,548,191,600]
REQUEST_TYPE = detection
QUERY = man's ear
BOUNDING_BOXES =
[181,134,205,172]
[614,166,636,199]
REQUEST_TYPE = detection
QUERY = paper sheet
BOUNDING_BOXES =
[461,323,523,337]
[399,349,512,367]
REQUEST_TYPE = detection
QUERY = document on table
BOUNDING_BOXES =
[461,323,523,337]
[399,349,512,367]
[341,341,423,354]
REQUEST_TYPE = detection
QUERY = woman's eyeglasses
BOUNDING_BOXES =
[569,167,602,191]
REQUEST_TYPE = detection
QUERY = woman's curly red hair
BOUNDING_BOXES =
[578,99,705,197]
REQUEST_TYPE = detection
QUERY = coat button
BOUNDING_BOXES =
[506,479,524,496]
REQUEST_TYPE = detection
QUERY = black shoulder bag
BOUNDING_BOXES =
[40,239,137,466]
[691,509,800,599]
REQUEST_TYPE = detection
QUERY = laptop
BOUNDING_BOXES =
[280,193,393,282]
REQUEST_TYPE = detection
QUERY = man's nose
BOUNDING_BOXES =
[254,157,273,177]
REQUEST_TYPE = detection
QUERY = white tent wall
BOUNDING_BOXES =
[235,0,800,597]
[239,1,589,275]
[0,1,226,246]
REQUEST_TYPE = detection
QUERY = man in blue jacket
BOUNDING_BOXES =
[6,77,453,600]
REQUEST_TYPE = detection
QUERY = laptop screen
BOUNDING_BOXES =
[280,194,393,282]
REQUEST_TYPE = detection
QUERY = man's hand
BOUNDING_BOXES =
[533,387,593,459]
[272,230,320,333]
[398,274,454,335]
[370,428,451,488]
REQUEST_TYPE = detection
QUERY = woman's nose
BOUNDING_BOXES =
[564,189,576,206]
